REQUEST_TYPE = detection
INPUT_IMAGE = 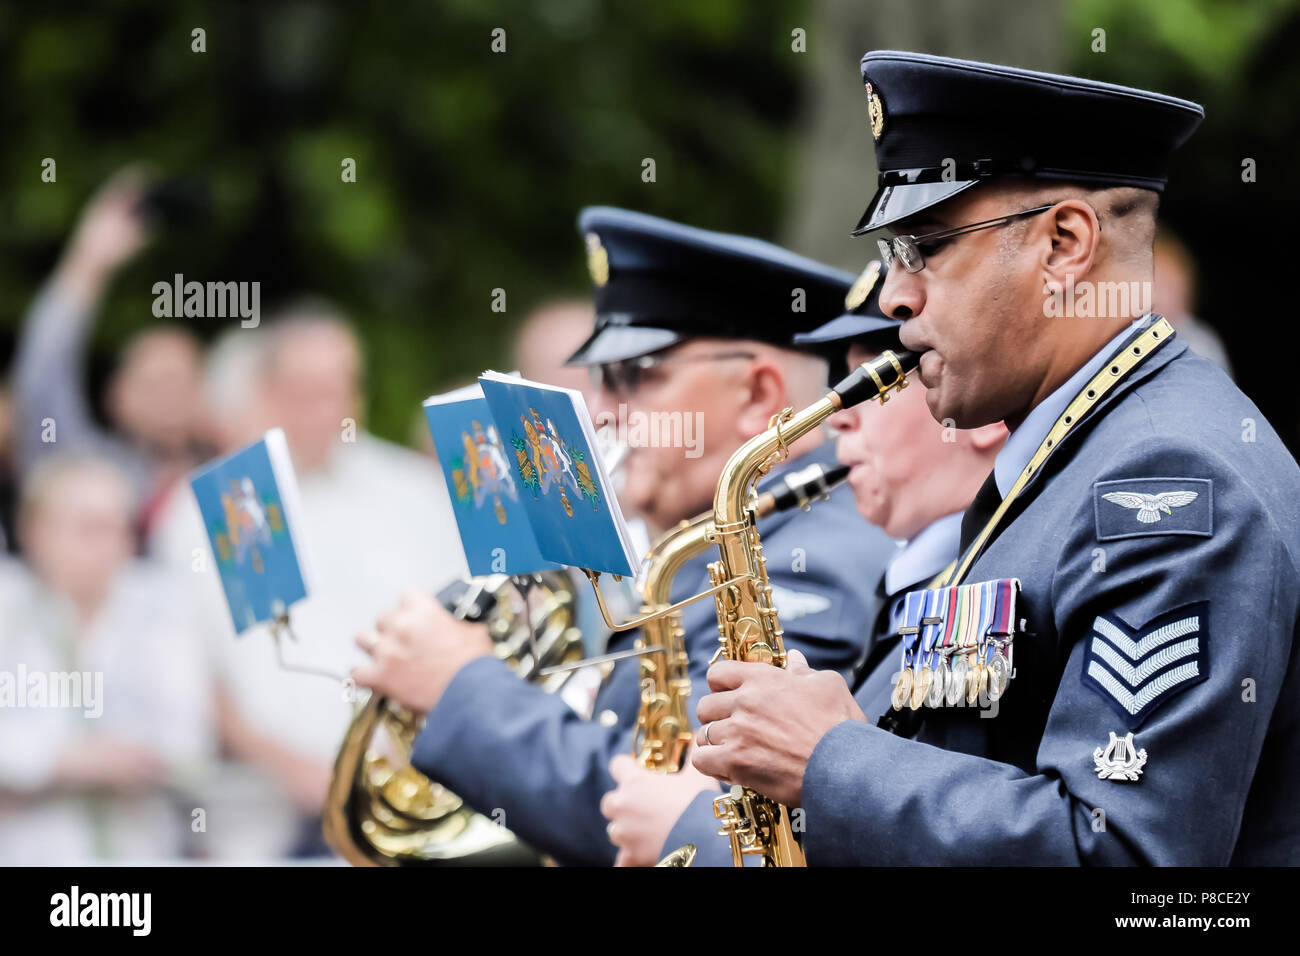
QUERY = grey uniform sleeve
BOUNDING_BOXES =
[802,438,1297,865]
[409,655,624,866]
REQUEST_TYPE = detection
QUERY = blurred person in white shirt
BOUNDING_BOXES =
[149,303,464,858]
[0,456,213,864]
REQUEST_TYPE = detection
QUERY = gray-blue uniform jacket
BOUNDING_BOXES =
[802,328,1300,865]
[410,443,890,865]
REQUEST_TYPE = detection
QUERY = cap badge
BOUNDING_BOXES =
[584,232,609,288]
[865,81,885,141]
[845,260,882,311]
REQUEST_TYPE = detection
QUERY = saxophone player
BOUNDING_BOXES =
[351,208,895,865]
[691,53,1300,865]
[600,263,1006,865]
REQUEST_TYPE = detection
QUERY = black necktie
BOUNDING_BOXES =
[869,569,892,644]
[959,469,1004,557]
[850,570,894,690]
[868,572,919,737]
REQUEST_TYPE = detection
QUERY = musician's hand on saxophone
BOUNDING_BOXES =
[600,750,721,867]
[692,649,868,808]
[352,588,495,714]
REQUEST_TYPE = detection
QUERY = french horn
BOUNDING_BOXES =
[322,572,584,866]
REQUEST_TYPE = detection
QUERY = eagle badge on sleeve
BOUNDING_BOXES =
[1101,489,1198,524]
[1093,477,1212,540]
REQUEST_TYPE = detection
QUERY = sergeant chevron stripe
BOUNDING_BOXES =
[1086,660,1200,717]
[1092,614,1199,659]
[1089,636,1199,686]
[1080,602,1209,729]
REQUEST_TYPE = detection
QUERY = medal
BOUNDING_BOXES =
[910,665,932,710]
[965,655,985,705]
[946,658,967,712]
[894,602,926,712]
[892,667,913,711]
[912,589,945,710]
[888,580,1020,711]
[946,655,967,706]
[926,660,948,708]
[987,651,1010,701]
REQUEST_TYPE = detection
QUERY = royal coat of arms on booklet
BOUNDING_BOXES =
[511,405,600,516]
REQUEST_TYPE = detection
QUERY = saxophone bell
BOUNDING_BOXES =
[654,843,698,867]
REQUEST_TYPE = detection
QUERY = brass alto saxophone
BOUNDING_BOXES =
[707,348,918,866]
[641,461,850,867]
[635,461,851,775]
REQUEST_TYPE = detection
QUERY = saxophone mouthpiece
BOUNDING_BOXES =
[832,348,921,409]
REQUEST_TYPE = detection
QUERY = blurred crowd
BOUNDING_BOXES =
[0,171,598,864]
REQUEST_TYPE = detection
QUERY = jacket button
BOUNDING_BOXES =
[598,709,619,727]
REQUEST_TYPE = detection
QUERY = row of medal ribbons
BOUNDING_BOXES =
[890,578,1021,712]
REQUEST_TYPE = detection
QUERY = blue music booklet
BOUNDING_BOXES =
[477,371,641,577]
[189,429,313,634]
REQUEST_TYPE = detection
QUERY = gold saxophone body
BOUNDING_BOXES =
[707,348,918,866]
[635,460,854,778]
[642,461,850,868]
[322,572,583,866]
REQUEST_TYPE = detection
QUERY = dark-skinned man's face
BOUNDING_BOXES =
[882,187,1052,430]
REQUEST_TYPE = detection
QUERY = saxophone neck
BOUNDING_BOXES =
[712,348,919,526]
[712,395,840,526]
[640,512,716,608]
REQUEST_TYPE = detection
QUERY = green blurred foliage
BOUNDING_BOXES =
[1064,0,1300,256]
[0,0,811,442]
[1068,0,1295,87]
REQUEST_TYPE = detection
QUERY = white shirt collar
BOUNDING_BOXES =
[885,511,963,596]
[993,320,1148,498]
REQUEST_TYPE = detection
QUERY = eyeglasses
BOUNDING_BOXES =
[876,203,1056,274]
[589,349,757,396]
